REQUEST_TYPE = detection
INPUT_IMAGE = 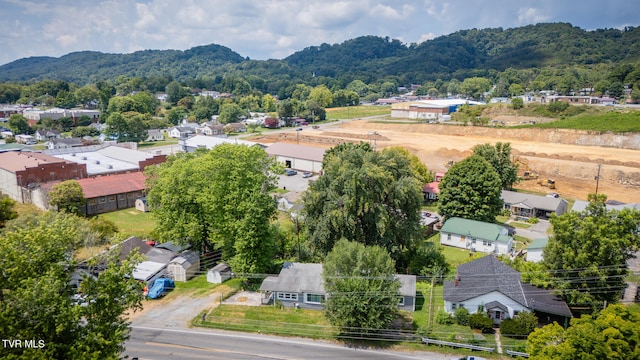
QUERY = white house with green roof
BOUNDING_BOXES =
[439,217,513,255]
[526,238,548,263]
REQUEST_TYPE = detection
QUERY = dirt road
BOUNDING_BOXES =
[254,120,640,203]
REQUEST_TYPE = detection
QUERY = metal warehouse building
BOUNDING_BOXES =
[265,142,326,173]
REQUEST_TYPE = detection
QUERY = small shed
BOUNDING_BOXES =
[166,250,200,282]
[135,197,149,212]
[526,238,549,263]
[207,263,232,284]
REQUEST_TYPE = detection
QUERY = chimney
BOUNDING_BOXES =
[454,273,460,287]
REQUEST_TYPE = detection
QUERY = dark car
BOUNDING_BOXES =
[284,169,297,176]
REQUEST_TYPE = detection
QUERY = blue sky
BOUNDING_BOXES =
[0,0,637,66]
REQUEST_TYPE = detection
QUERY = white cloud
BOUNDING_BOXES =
[517,7,550,24]
[417,32,437,43]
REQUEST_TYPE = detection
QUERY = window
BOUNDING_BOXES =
[471,238,477,244]
[305,294,324,304]
[277,292,298,301]
[483,240,493,247]
[398,296,405,306]
[447,234,451,241]
[98,197,106,204]
[108,195,115,202]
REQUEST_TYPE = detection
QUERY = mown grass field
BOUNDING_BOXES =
[326,105,390,120]
[95,208,156,238]
[520,111,640,133]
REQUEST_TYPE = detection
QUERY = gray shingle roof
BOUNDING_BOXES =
[444,255,572,318]
[501,190,567,212]
[444,255,526,306]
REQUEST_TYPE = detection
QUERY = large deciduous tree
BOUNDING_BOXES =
[0,212,143,359]
[323,239,401,334]
[0,193,18,227]
[48,180,86,215]
[438,155,503,222]
[472,142,519,189]
[302,143,423,270]
[543,193,640,308]
[526,305,640,360]
[146,144,278,276]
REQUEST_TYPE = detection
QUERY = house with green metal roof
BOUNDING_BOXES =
[526,238,548,263]
[439,217,513,255]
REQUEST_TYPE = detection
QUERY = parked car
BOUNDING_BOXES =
[302,172,313,178]
[284,169,297,176]
[147,278,175,299]
[450,356,487,360]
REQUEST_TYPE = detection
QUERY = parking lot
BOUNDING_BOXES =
[276,172,316,192]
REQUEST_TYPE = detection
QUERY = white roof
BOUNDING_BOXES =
[132,261,166,281]
[183,134,256,149]
[52,145,156,175]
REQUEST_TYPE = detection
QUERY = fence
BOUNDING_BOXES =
[420,337,495,352]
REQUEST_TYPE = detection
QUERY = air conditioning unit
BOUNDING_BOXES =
[94,160,100,164]
[106,164,113,169]
[81,156,87,160]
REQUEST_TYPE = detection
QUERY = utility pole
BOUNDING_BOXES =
[595,164,602,195]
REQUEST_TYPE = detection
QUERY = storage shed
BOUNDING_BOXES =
[135,197,149,212]
[166,250,200,282]
[207,263,232,284]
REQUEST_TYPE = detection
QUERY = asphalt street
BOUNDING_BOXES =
[125,326,454,360]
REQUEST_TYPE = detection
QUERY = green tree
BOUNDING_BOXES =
[0,212,143,359]
[146,144,278,275]
[323,239,401,334]
[55,89,77,109]
[165,80,190,104]
[508,83,525,96]
[71,126,100,138]
[167,106,187,125]
[7,114,31,135]
[472,142,519,189]
[542,193,640,307]
[526,305,640,360]
[218,103,246,124]
[74,85,100,108]
[460,77,491,100]
[302,143,423,270]
[438,155,503,222]
[261,93,277,112]
[308,85,333,108]
[0,193,18,227]
[511,97,524,109]
[48,180,86,215]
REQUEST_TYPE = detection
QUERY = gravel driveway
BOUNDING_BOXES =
[130,293,221,328]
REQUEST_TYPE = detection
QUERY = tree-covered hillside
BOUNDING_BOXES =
[1,23,639,86]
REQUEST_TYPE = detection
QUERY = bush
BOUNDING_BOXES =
[528,216,539,224]
[469,313,493,333]
[454,307,470,326]
[548,101,569,113]
[500,311,538,338]
[436,309,454,325]
[500,209,511,217]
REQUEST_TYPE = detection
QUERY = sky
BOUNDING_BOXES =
[0,0,638,66]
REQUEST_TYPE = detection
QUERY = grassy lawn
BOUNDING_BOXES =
[510,222,532,229]
[426,233,484,266]
[172,276,242,297]
[136,137,179,149]
[326,105,390,120]
[95,208,156,238]
[526,111,640,133]
[200,304,337,339]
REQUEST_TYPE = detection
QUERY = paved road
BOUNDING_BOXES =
[125,326,453,360]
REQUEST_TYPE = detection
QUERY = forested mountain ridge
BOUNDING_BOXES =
[1,22,639,86]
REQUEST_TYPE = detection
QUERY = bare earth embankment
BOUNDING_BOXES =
[253,120,640,203]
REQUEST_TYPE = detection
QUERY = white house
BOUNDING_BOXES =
[34,129,61,141]
[146,129,164,141]
[265,142,326,173]
[526,238,548,263]
[207,263,232,284]
[439,217,513,255]
[168,126,195,138]
[444,255,572,325]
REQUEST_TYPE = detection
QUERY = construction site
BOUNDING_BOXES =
[252,119,640,203]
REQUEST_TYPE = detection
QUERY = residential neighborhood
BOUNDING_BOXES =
[1,14,640,360]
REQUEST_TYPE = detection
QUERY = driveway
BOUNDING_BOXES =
[130,293,221,328]
[276,173,315,192]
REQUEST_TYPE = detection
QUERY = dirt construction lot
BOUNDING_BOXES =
[253,120,640,203]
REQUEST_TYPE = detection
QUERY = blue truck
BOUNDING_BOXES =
[147,278,175,299]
